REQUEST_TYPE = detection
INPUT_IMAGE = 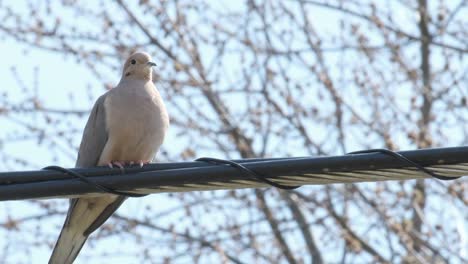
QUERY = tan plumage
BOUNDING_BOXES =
[49,52,169,264]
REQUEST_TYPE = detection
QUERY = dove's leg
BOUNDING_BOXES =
[107,160,151,168]
[138,160,151,167]
[107,161,125,169]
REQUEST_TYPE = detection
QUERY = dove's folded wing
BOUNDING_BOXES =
[75,94,108,168]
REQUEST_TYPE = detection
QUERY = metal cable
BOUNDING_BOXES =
[40,148,459,198]
[43,166,147,197]
[347,149,460,180]
[196,157,300,190]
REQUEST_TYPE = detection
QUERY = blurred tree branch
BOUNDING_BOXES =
[0,0,466,263]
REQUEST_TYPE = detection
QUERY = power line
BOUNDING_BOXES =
[0,147,465,201]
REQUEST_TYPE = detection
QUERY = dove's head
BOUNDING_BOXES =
[122,52,156,81]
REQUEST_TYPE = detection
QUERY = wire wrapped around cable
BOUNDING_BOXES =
[42,148,459,197]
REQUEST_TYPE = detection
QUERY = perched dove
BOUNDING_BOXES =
[49,52,169,264]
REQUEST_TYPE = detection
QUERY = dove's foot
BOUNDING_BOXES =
[137,160,150,168]
[108,160,151,169]
[108,161,125,169]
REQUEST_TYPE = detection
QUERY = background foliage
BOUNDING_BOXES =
[0,0,466,263]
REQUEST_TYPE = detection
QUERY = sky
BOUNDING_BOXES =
[0,18,173,264]
[0,0,466,263]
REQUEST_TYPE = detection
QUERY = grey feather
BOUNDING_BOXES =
[50,51,169,264]
[49,94,117,264]
[75,94,108,168]
[83,196,126,236]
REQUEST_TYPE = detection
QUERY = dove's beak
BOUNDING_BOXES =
[147,61,157,67]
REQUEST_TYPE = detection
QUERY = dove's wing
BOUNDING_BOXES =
[50,51,169,264]
[49,93,126,264]
[75,94,108,168]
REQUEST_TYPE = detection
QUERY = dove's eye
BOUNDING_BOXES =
[131,59,136,65]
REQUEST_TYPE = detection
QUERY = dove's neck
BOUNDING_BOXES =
[117,78,153,90]
[120,68,152,83]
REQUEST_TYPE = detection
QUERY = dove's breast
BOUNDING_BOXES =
[98,82,169,165]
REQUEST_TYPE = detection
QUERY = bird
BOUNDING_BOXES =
[49,51,169,264]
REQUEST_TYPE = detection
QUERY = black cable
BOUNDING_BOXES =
[347,149,460,181]
[42,166,147,197]
[196,157,300,190]
[41,149,458,198]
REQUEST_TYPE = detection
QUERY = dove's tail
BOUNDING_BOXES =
[49,224,88,264]
[49,196,125,264]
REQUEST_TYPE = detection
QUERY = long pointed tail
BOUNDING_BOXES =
[49,196,125,264]
[49,224,88,264]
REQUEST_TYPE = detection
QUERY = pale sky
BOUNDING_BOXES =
[0,1,466,263]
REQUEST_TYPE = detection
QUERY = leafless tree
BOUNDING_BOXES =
[0,0,466,263]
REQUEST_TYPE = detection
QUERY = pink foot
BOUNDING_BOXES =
[107,160,151,169]
[138,160,150,168]
[108,161,125,169]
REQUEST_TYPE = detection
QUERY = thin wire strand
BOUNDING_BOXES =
[41,148,459,197]
[42,166,147,197]
[347,149,460,180]
[196,157,300,190]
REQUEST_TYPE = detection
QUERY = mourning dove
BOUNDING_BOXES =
[49,52,169,264]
